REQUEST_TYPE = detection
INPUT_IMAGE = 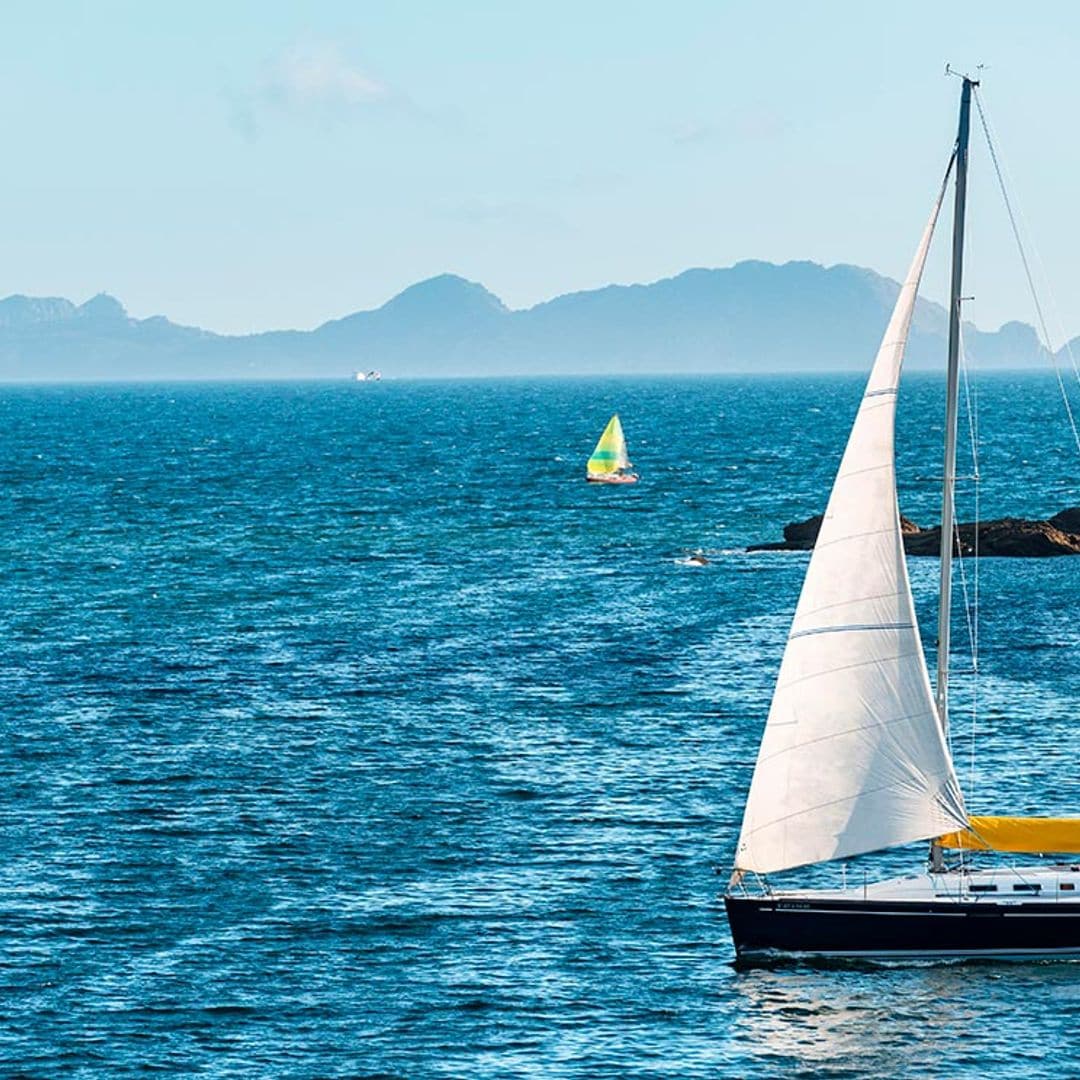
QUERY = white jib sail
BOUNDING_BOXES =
[734,179,969,876]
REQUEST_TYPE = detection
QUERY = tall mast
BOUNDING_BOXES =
[935,75,977,735]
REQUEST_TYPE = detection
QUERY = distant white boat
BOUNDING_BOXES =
[354,370,382,382]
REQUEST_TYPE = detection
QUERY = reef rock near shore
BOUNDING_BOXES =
[749,508,1080,557]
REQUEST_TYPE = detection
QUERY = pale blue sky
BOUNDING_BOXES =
[1,1,1079,337]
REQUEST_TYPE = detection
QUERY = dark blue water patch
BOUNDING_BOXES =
[0,375,1078,1076]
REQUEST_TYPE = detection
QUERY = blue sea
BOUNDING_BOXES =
[1,374,1078,1077]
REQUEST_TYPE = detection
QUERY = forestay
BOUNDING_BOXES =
[735,176,969,875]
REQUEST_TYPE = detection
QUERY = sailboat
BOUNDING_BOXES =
[586,414,638,484]
[725,75,1080,962]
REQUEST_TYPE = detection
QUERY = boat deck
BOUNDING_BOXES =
[743,865,1080,904]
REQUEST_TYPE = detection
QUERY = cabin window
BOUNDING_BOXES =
[1061,882,1075,892]
[1012,883,1041,893]
[969,884,997,893]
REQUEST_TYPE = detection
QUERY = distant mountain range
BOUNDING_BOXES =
[0,262,1064,381]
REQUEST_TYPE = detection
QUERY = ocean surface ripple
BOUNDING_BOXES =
[1,375,1077,1077]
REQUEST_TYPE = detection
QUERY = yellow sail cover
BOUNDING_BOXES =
[938,816,1080,854]
[587,414,630,475]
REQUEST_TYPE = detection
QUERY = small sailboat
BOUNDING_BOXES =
[586,414,638,484]
[724,75,1080,962]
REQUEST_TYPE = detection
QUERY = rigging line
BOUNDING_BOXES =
[951,322,978,677]
[959,318,980,681]
[947,518,970,767]
[974,88,1080,396]
[937,320,979,802]
[972,87,1080,456]
[952,523,975,662]
[959,319,981,806]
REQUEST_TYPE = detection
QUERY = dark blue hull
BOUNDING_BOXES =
[725,895,1080,963]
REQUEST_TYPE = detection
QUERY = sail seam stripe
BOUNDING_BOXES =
[796,587,908,618]
[774,645,925,694]
[754,709,938,764]
[829,463,892,485]
[864,387,898,398]
[811,520,902,549]
[789,622,914,641]
[740,773,960,835]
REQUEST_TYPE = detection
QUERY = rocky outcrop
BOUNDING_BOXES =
[749,509,1080,557]
[749,513,921,552]
[1050,508,1080,534]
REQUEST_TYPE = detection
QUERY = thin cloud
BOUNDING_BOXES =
[226,41,395,136]
[264,43,389,109]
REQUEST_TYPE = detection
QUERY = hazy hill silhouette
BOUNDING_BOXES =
[0,263,1056,380]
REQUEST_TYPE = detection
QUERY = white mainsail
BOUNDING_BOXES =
[734,180,969,876]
